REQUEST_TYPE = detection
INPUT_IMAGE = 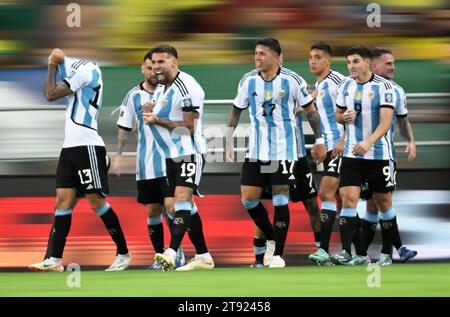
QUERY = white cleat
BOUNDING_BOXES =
[105,252,132,271]
[269,255,286,268]
[155,249,176,271]
[264,240,276,266]
[28,258,64,272]
[176,256,215,271]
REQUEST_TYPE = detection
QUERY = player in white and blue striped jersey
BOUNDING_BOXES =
[226,38,326,268]
[142,45,213,271]
[334,46,399,266]
[114,51,184,270]
[29,49,130,272]
[356,48,417,266]
[306,42,348,265]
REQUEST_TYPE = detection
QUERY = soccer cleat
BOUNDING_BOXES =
[105,252,132,271]
[249,262,264,268]
[175,256,214,271]
[345,255,371,266]
[269,255,285,268]
[376,253,392,266]
[330,250,352,265]
[398,246,417,263]
[147,261,163,270]
[174,247,186,268]
[28,258,64,272]
[263,240,275,266]
[308,248,331,265]
[155,249,176,271]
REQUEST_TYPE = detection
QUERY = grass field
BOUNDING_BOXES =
[1,263,449,297]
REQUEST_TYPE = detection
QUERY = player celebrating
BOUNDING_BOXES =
[226,38,326,268]
[143,45,213,271]
[113,51,184,270]
[29,49,131,272]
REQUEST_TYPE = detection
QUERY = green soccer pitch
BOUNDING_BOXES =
[1,263,449,297]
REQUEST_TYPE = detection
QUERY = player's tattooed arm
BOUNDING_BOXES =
[225,107,242,162]
[303,104,323,139]
[117,128,130,155]
[45,49,71,101]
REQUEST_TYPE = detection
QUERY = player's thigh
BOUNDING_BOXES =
[339,186,361,208]
[174,186,194,203]
[85,192,106,211]
[319,175,339,200]
[145,203,163,217]
[372,191,393,212]
[241,185,263,200]
[55,188,78,210]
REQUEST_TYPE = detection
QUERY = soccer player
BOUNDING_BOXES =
[142,45,213,271]
[334,45,400,266]
[354,47,417,266]
[226,38,326,268]
[113,51,184,270]
[29,49,131,272]
[306,42,348,265]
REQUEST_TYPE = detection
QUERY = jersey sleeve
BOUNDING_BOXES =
[396,87,408,117]
[335,79,347,109]
[296,79,314,108]
[181,83,204,114]
[116,91,136,130]
[64,66,91,92]
[233,77,249,110]
[379,82,396,109]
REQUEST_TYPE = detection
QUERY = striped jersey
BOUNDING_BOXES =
[295,113,307,158]
[151,71,207,158]
[233,67,313,161]
[390,81,408,162]
[315,70,345,151]
[336,73,396,160]
[57,57,105,148]
[116,82,166,180]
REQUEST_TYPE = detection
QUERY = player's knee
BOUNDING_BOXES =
[366,199,378,213]
[303,197,320,214]
[146,204,162,217]
[272,194,289,207]
[242,199,259,209]
[339,191,359,208]
[94,202,110,217]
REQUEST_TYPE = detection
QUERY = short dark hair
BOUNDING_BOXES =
[143,50,152,62]
[345,45,373,59]
[372,47,393,59]
[310,42,332,55]
[148,45,178,59]
[256,38,281,56]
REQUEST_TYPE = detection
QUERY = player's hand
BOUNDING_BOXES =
[143,112,158,125]
[112,155,122,177]
[332,140,344,158]
[352,140,371,156]
[405,142,416,161]
[311,143,326,163]
[225,142,234,162]
[48,48,65,66]
[142,101,156,113]
[343,110,356,124]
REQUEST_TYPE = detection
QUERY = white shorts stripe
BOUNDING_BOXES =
[91,146,102,189]
[194,154,203,186]
[88,146,101,189]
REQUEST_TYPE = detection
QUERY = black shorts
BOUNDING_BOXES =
[56,145,109,197]
[241,159,296,187]
[166,154,204,196]
[322,151,342,178]
[360,161,397,200]
[290,157,318,202]
[339,157,395,193]
[137,177,170,205]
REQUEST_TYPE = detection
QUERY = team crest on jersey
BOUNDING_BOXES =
[369,91,375,100]
[160,98,168,107]
[277,90,285,98]
[355,91,363,101]
[385,92,393,103]
[264,90,272,101]
[319,90,324,98]
[119,110,124,117]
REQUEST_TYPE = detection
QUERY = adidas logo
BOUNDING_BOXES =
[86,184,94,190]
[309,188,316,194]
[185,177,193,183]
[288,175,296,180]
[327,167,335,172]
[387,181,394,187]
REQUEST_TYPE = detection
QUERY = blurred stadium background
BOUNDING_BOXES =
[0,0,449,271]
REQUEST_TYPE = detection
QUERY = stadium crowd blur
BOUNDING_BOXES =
[1,0,449,66]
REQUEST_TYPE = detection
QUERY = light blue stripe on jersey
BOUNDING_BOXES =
[134,94,147,179]
[354,84,364,158]
[149,125,171,158]
[80,69,101,127]
[371,85,383,160]
[263,81,277,159]
[281,78,294,159]
[152,139,164,178]
[156,89,174,119]
[342,81,352,156]
[248,79,259,159]
[322,81,341,149]
[296,115,307,157]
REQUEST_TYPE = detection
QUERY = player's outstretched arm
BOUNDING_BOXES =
[225,107,242,162]
[303,103,326,163]
[113,128,131,176]
[398,116,416,161]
